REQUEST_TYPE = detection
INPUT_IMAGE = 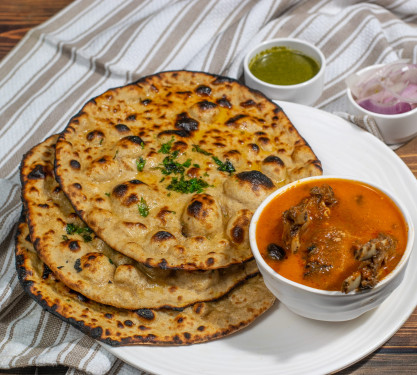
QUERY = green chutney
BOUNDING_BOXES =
[249,46,320,85]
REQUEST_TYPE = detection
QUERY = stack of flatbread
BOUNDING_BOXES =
[17,71,322,346]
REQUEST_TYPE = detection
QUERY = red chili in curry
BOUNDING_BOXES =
[256,178,408,292]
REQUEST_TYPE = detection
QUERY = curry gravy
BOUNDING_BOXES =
[256,178,408,291]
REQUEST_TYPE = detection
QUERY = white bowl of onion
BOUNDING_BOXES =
[346,62,417,144]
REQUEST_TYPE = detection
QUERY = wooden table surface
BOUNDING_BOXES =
[0,1,416,374]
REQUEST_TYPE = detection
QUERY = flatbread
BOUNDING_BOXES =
[21,135,258,310]
[15,221,276,346]
[55,70,322,270]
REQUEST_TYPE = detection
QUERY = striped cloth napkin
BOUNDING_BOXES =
[0,1,416,374]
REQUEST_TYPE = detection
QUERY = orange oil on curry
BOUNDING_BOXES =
[256,178,408,291]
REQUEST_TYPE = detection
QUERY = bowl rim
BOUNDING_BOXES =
[243,37,326,90]
[249,175,415,297]
[346,63,417,119]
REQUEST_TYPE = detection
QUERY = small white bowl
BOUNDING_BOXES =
[346,64,417,144]
[243,38,326,106]
[249,175,414,321]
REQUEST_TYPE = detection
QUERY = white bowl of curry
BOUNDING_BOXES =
[249,176,414,321]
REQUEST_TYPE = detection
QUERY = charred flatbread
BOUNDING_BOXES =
[15,221,276,346]
[21,135,258,309]
[55,70,322,270]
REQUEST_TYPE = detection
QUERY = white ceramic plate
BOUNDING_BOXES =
[102,101,417,375]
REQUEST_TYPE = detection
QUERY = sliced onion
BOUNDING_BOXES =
[358,99,412,115]
[347,62,417,115]
[346,67,381,100]
[379,64,417,103]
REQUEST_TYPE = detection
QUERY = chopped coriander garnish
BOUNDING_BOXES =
[65,224,76,235]
[82,234,93,242]
[113,150,119,159]
[99,138,103,145]
[65,224,94,242]
[136,156,146,172]
[212,156,235,175]
[138,197,150,217]
[158,152,191,176]
[192,144,235,175]
[158,137,175,154]
[192,144,211,156]
[109,258,114,264]
[182,159,192,168]
[155,141,213,194]
[167,176,210,194]
[66,223,93,235]
[105,192,110,197]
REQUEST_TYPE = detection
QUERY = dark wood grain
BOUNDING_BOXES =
[0,1,416,374]
[397,137,417,177]
[0,0,74,58]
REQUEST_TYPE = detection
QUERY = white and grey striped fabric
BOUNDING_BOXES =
[0,0,416,374]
